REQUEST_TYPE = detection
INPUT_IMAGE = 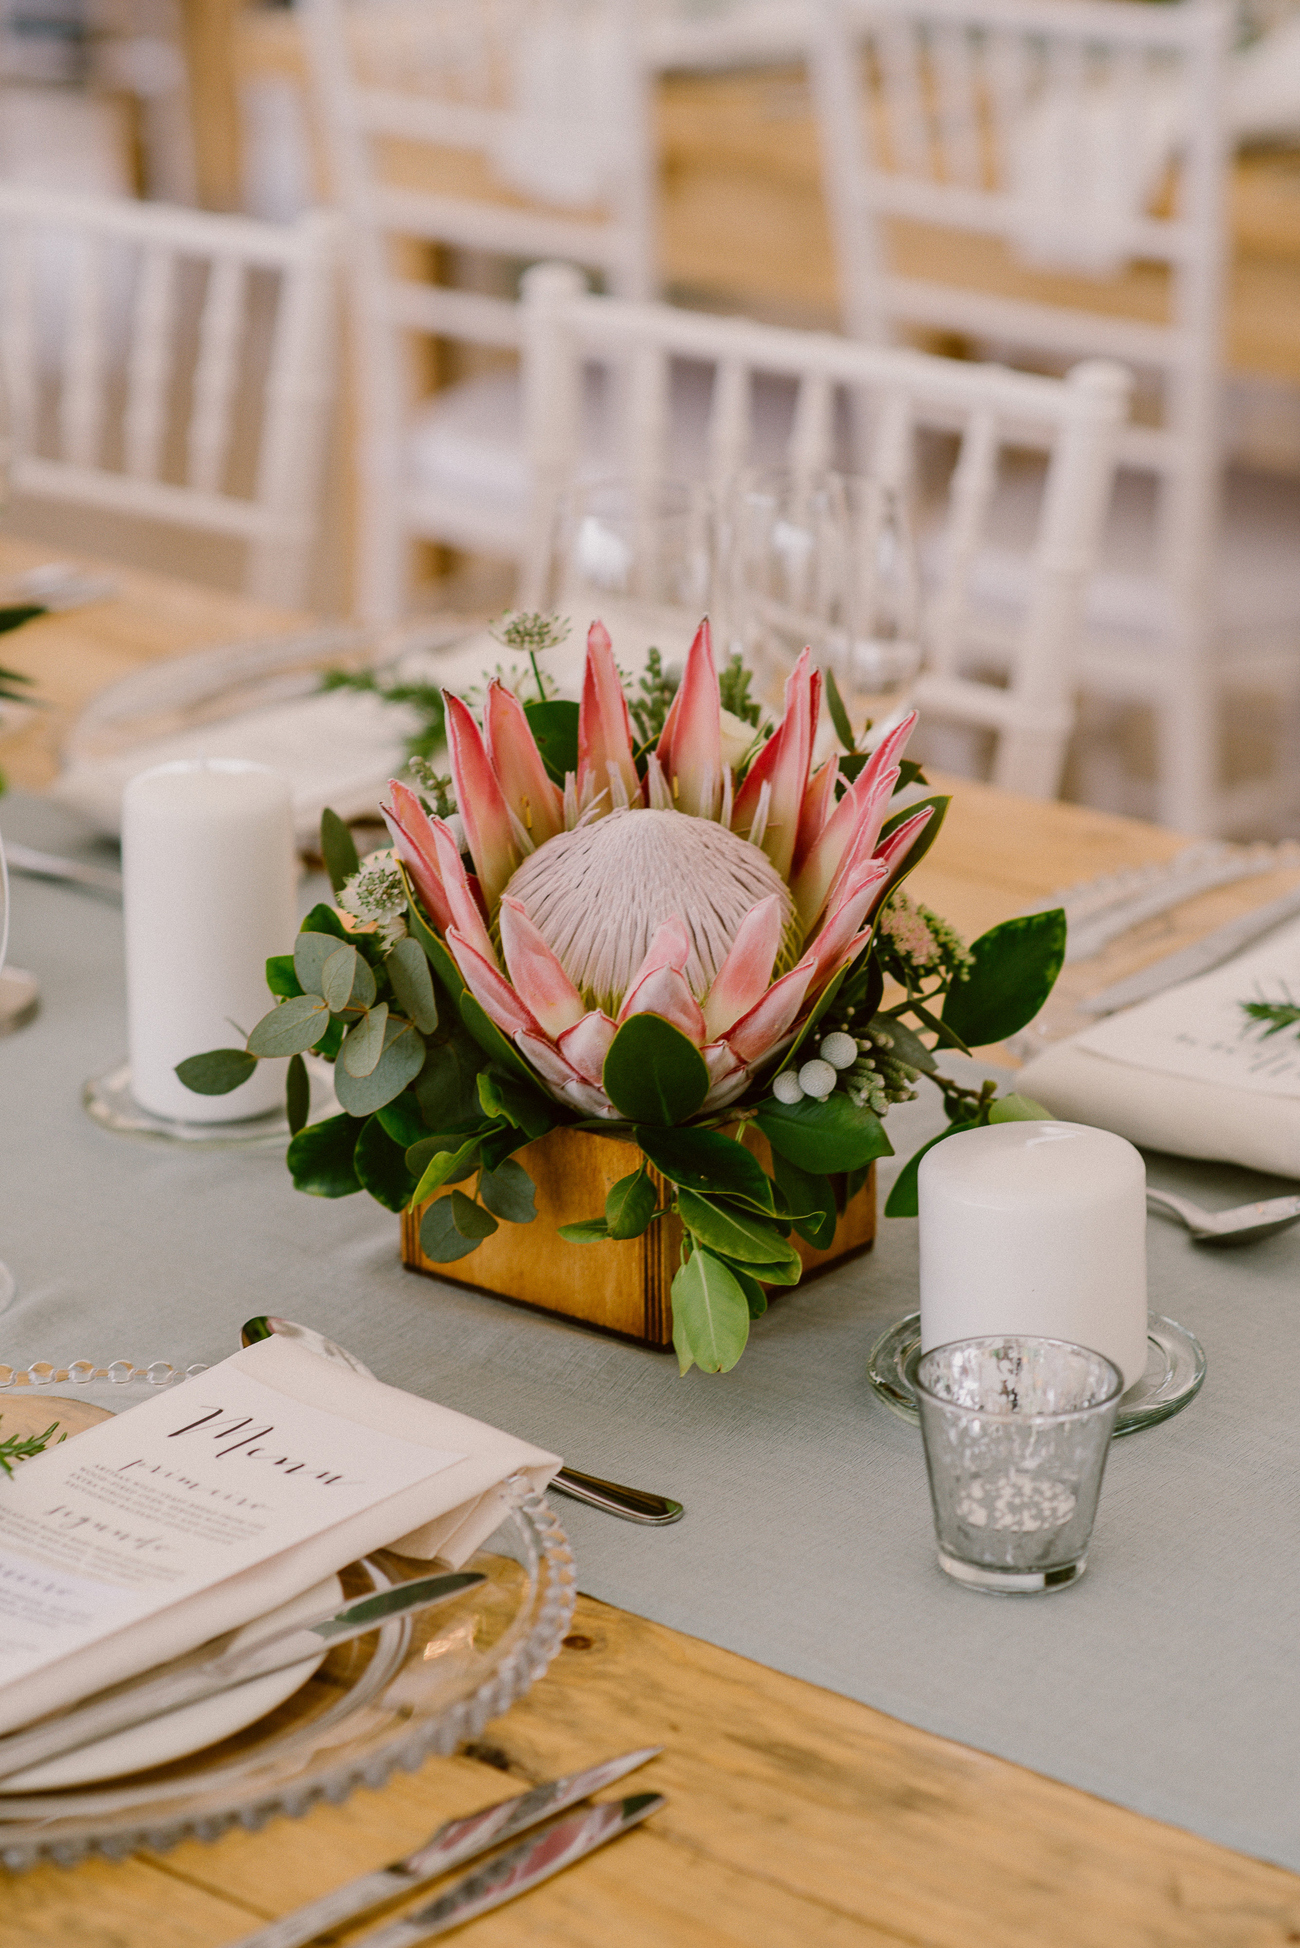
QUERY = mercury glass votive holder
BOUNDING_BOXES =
[915,1335,1124,1595]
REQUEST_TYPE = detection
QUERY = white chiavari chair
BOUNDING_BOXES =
[0,187,338,607]
[520,260,1130,801]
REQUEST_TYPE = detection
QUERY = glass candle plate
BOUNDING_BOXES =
[867,1311,1205,1437]
[0,1365,577,1871]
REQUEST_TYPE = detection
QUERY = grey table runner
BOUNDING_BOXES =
[2,793,1298,1872]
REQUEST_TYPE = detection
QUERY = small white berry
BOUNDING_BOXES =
[772,1069,805,1104]
[819,1031,858,1071]
[798,1058,837,1100]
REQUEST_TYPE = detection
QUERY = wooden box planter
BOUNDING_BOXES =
[401,1125,876,1349]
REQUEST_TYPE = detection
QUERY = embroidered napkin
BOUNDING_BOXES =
[0,1336,560,1736]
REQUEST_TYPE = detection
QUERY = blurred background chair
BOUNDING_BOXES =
[520,260,1131,799]
[812,0,1300,836]
[0,185,338,604]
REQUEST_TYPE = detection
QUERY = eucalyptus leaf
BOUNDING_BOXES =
[322,943,377,1014]
[771,1151,837,1249]
[416,1039,486,1131]
[294,931,342,997]
[671,1248,751,1375]
[606,1168,657,1240]
[450,1189,498,1240]
[287,1113,365,1197]
[941,910,1067,1048]
[479,1157,537,1224]
[174,1047,258,1096]
[883,1119,979,1219]
[557,1216,612,1242]
[634,1124,774,1211]
[420,1197,483,1263]
[340,1002,390,1078]
[602,1015,709,1126]
[320,807,361,894]
[354,1113,417,1212]
[409,1135,481,1203]
[386,937,439,1032]
[286,1053,310,1135]
[756,1093,893,1175]
[247,993,330,1058]
[675,1189,800,1273]
[332,1014,425,1115]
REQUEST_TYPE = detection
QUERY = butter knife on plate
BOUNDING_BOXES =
[0,1570,483,1786]
[225,1747,663,1948]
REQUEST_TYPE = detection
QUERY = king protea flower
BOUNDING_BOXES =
[383,620,930,1122]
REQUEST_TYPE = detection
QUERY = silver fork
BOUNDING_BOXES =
[1147,1187,1300,1244]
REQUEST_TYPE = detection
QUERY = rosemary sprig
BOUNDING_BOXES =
[0,1421,62,1479]
[1240,992,1300,1040]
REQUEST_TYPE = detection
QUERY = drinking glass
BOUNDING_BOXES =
[915,1335,1124,1594]
[724,470,922,738]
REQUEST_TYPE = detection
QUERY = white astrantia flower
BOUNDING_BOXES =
[339,849,409,949]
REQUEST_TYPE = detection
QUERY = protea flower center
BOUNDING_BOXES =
[501,808,799,1014]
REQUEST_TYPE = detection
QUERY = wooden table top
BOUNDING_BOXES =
[4,542,1300,1944]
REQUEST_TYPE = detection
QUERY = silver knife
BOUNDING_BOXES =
[347,1792,666,1948]
[4,841,123,896]
[224,1748,663,1948]
[0,1570,484,1786]
[1080,883,1300,1019]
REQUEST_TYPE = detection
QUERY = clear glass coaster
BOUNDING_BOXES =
[867,1311,1205,1437]
[83,1058,337,1147]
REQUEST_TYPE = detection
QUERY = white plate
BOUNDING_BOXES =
[1,1574,342,1791]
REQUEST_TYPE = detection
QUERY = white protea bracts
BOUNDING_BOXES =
[383,618,930,1122]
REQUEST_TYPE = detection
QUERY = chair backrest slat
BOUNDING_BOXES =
[60,235,108,469]
[187,256,246,495]
[124,248,178,481]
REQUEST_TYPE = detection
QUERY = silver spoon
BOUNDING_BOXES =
[240,1316,685,1525]
[1146,1187,1300,1244]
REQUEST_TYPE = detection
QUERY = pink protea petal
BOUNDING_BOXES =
[789,710,917,929]
[792,754,839,878]
[557,1010,618,1085]
[806,860,890,990]
[515,1030,581,1090]
[701,1041,744,1088]
[383,781,451,935]
[444,691,519,908]
[723,956,818,1065]
[562,1078,620,1118]
[484,681,565,846]
[871,804,934,882]
[622,914,692,994]
[656,618,721,819]
[427,815,496,966]
[446,927,542,1041]
[578,620,640,811]
[730,648,818,879]
[617,962,708,1044]
[498,897,585,1038]
[701,894,783,1040]
[701,1065,754,1115]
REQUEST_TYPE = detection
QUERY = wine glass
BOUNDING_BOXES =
[724,470,923,743]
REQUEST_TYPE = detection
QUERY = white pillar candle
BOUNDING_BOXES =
[918,1121,1148,1391]
[122,760,296,1123]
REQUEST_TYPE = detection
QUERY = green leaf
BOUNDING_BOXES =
[386,937,439,1033]
[940,909,1067,1048]
[0,604,45,636]
[332,1014,426,1115]
[557,1216,612,1242]
[354,1113,417,1212]
[459,990,537,1083]
[287,1113,365,1197]
[822,665,858,754]
[450,1189,499,1240]
[883,1120,979,1219]
[247,993,331,1057]
[634,1124,774,1211]
[286,1053,310,1135]
[756,1093,893,1175]
[479,1157,537,1224]
[988,1092,1054,1123]
[377,1092,427,1147]
[730,1265,768,1318]
[602,1015,709,1126]
[320,807,361,894]
[294,930,343,997]
[398,871,462,990]
[606,1168,657,1239]
[671,1248,751,1375]
[300,902,349,941]
[419,1197,483,1262]
[771,1152,837,1249]
[174,1047,258,1095]
[524,698,580,784]
[340,1002,390,1078]
[868,1014,938,1074]
[676,1189,801,1274]
[477,1068,556,1141]
[416,1039,487,1131]
[409,1135,482,1202]
[896,758,928,793]
[266,954,303,999]
[322,943,377,1014]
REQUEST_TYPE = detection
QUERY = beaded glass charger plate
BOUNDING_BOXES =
[0,1363,576,1871]
[866,1312,1206,1437]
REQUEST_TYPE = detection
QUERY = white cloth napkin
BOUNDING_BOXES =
[0,1338,560,1737]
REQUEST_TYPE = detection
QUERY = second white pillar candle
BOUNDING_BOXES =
[918,1121,1148,1391]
